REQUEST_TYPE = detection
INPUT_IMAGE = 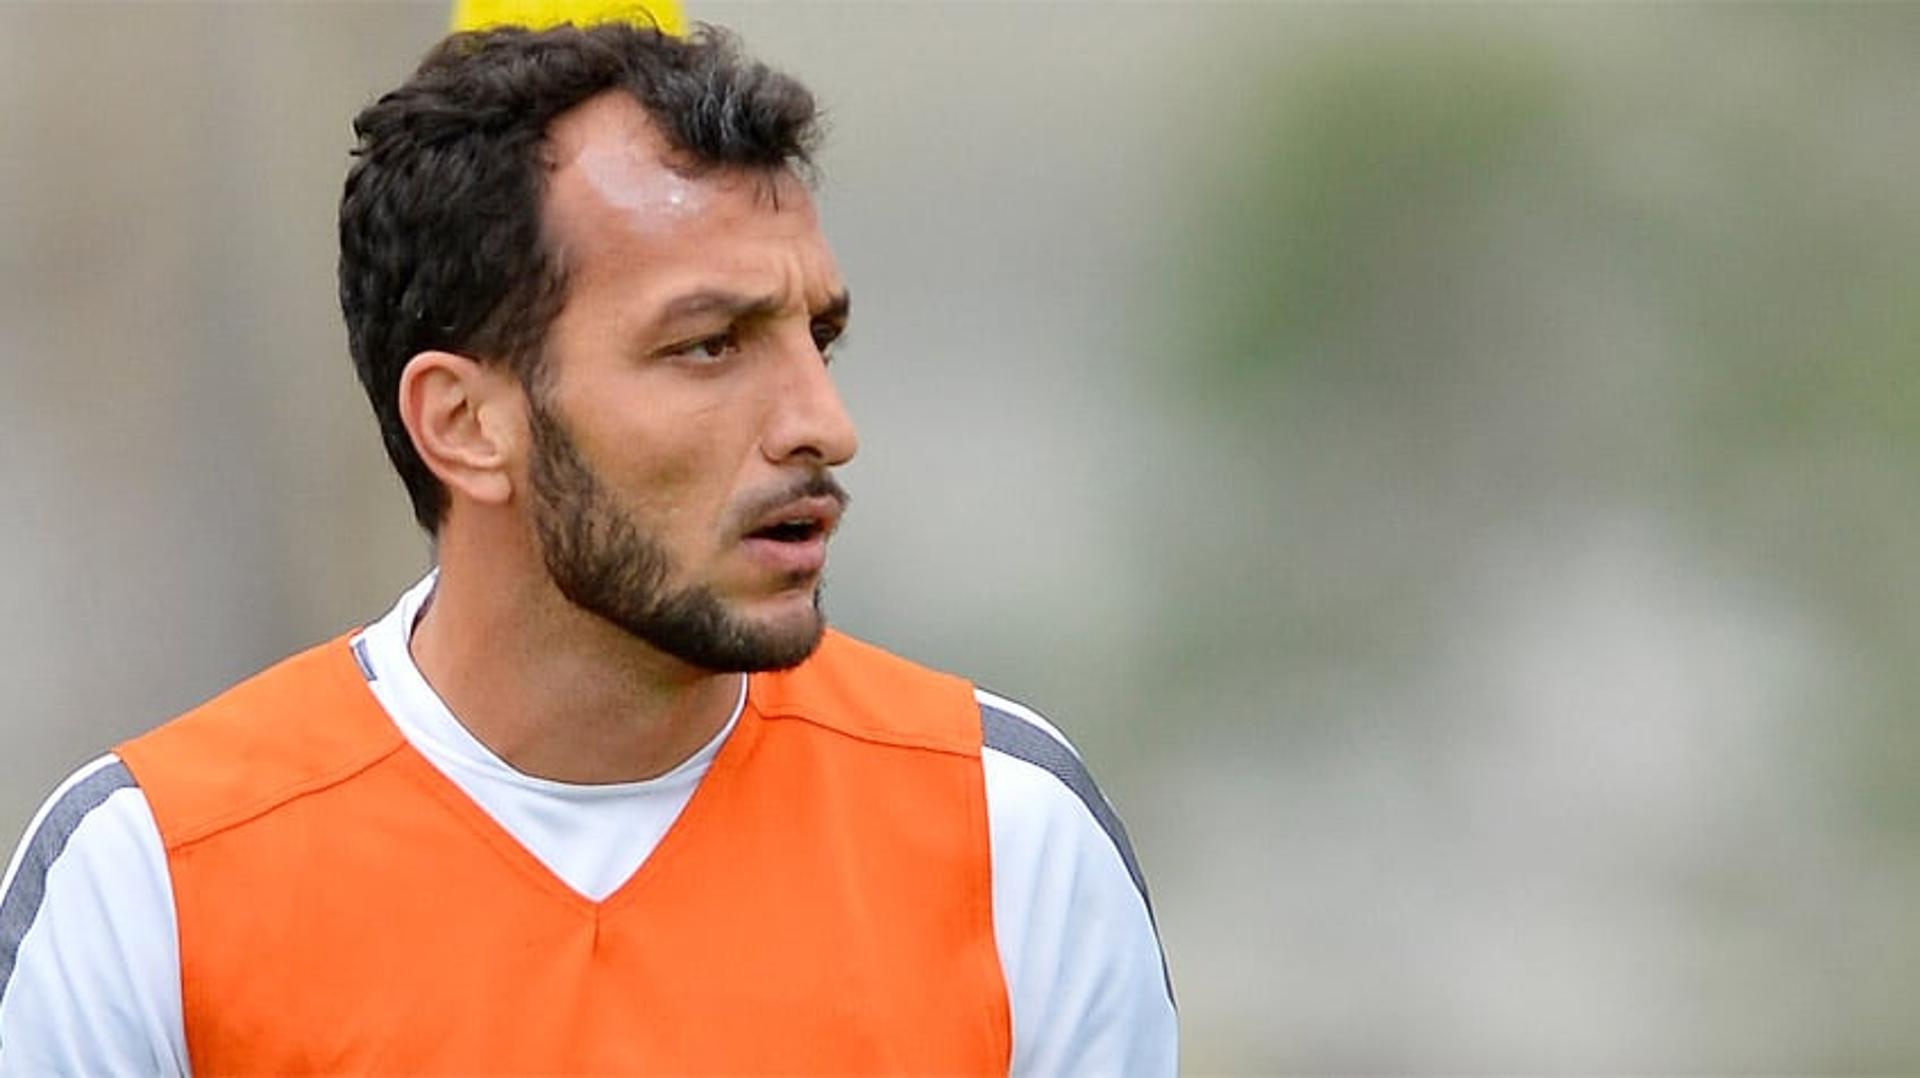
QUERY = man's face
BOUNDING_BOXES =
[524,91,856,672]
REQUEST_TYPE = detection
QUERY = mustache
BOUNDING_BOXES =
[734,471,850,529]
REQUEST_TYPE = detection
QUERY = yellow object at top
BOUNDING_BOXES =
[452,0,685,36]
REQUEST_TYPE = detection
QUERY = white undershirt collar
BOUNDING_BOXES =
[348,570,742,898]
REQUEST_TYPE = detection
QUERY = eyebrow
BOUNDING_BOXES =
[657,288,851,327]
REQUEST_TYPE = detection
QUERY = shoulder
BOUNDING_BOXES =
[0,755,186,1072]
[116,634,406,849]
[2,756,148,923]
[974,686,1156,915]
[972,688,1180,1075]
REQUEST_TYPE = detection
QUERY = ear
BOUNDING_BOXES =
[398,350,524,515]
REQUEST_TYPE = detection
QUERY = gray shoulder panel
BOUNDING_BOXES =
[0,761,138,1014]
[981,701,1175,1006]
[979,702,1156,917]
[351,636,377,682]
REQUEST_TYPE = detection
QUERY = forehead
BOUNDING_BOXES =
[540,91,834,296]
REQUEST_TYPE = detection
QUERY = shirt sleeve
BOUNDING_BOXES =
[0,754,188,1076]
[978,690,1178,1077]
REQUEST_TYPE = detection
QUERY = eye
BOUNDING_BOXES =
[668,330,741,362]
[811,319,845,360]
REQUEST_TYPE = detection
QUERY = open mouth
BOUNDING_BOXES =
[743,492,842,548]
[748,519,825,544]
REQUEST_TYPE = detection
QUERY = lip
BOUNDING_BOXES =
[738,494,843,580]
[743,494,844,539]
[741,531,829,578]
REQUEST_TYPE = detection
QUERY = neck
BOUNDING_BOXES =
[410,533,740,784]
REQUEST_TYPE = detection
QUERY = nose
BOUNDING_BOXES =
[761,333,859,467]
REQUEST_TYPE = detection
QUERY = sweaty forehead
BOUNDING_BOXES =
[542,91,819,256]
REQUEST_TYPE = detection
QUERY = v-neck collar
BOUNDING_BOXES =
[344,572,760,912]
[383,691,766,916]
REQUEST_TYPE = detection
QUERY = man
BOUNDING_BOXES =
[0,11,1175,1074]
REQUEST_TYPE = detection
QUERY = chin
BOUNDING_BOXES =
[609,582,829,674]
[731,601,828,671]
[705,617,823,673]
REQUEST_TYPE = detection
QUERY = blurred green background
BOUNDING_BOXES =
[5,2,1919,1072]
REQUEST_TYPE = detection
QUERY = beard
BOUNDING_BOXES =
[525,390,834,673]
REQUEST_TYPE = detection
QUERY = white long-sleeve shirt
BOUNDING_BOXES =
[0,574,1175,1075]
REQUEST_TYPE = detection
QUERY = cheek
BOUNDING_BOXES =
[564,371,771,538]
[605,428,750,540]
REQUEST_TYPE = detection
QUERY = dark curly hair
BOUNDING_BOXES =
[339,22,822,533]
